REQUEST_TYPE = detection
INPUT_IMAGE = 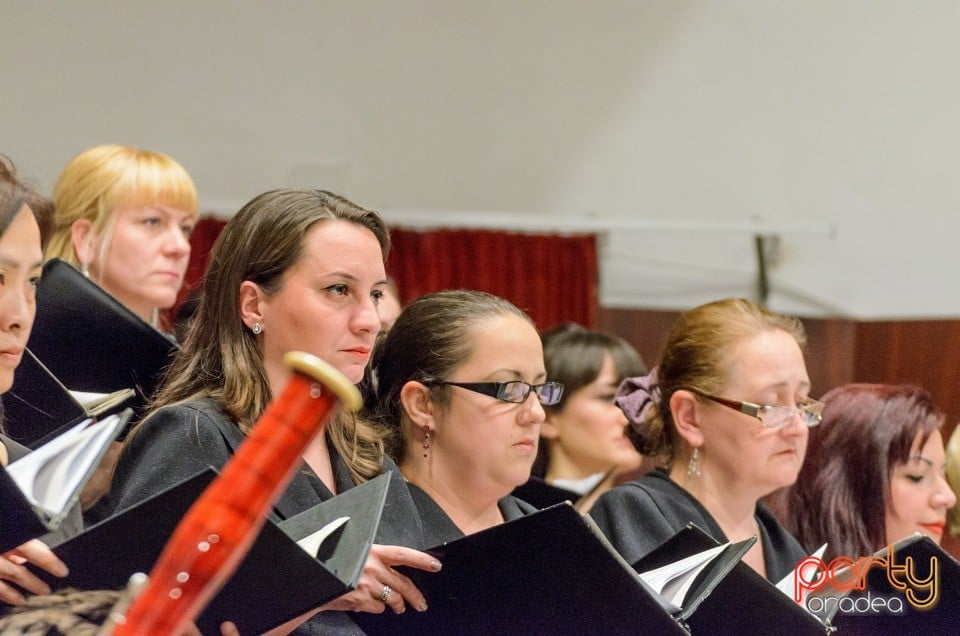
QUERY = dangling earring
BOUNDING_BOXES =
[81,262,90,277]
[687,447,702,480]
[252,322,263,335]
[422,429,431,458]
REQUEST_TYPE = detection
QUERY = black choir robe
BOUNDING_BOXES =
[589,467,806,583]
[104,397,424,636]
[405,481,537,549]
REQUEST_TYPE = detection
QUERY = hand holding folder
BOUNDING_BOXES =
[35,469,394,635]
[355,502,692,636]
[0,410,131,553]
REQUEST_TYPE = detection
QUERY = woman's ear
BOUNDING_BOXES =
[400,380,435,429]
[238,280,266,331]
[540,412,562,441]
[70,219,96,269]
[669,389,705,448]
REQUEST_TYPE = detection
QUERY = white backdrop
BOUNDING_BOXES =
[2,1,958,319]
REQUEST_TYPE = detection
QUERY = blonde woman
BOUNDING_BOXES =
[47,145,198,328]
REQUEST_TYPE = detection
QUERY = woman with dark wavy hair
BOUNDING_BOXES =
[788,383,956,561]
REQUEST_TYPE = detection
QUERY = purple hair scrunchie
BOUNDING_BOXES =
[615,367,660,453]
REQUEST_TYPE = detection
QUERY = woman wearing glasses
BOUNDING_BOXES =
[589,298,818,582]
[787,384,956,561]
[366,290,563,544]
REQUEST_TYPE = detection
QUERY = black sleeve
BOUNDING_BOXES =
[108,405,236,515]
[588,483,678,565]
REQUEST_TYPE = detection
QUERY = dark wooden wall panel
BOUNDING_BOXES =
[854,320,960,440]
[597,307,960,557]
[596,307,857,400]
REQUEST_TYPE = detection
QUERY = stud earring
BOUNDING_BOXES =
[252,322,263,335]
[422,430,431,458]
[687,447,702,481]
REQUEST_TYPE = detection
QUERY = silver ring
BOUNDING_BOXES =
[379,584,392,603]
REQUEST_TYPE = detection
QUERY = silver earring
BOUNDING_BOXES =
[252,322,263,335]
[81,262,90,277]
[687,447,702,480]
[422,430,430,458]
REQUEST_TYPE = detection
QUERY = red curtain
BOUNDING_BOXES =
[388,227,598,330]
[174,220,599,331]
[175,216,228,313]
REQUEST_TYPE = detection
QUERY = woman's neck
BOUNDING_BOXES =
[669,462,768,577]
[94,276,157,326]
[402,457,505,535]
[123,298,157,327]
[302,429,336,495]
[668,463,759,536]
[545,445,606,483]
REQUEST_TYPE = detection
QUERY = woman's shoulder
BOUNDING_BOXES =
[756,500,808,575]
[589,469,705,565]
[500,494,538,520]
[593,469,676,511]
[132,397,243,446]
[107,398,240,516]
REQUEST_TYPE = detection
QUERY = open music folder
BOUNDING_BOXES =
[805,533,960,635]
[35,469,392,635]
[13,258,178,436]
[0,410,131,552]
[632,524,830,636]
[355,502,698,636]
[1,349,135,448]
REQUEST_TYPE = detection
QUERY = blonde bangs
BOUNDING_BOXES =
[106,151,198,218]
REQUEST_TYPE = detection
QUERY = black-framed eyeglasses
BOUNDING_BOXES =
[694,392,824,429]
[427,380,564,406]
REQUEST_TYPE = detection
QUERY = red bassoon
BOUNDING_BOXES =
[111,351,361,635]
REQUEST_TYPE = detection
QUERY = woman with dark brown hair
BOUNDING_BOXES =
[788,383,956,561]
[104,189,438,632]
[367,290,559,544]
[535,324,646,492]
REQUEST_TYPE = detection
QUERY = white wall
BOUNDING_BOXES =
[2,1,958,319]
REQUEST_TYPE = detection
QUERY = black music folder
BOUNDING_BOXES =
[511,476,581,509]
[0,410,130,552]
[38,470,392,635]
[17,258,177,433]
[355,502,690,636]
[0,466,48,553]
[809,533,960,635]
[633,524,829,636]
[1,349,134,448]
